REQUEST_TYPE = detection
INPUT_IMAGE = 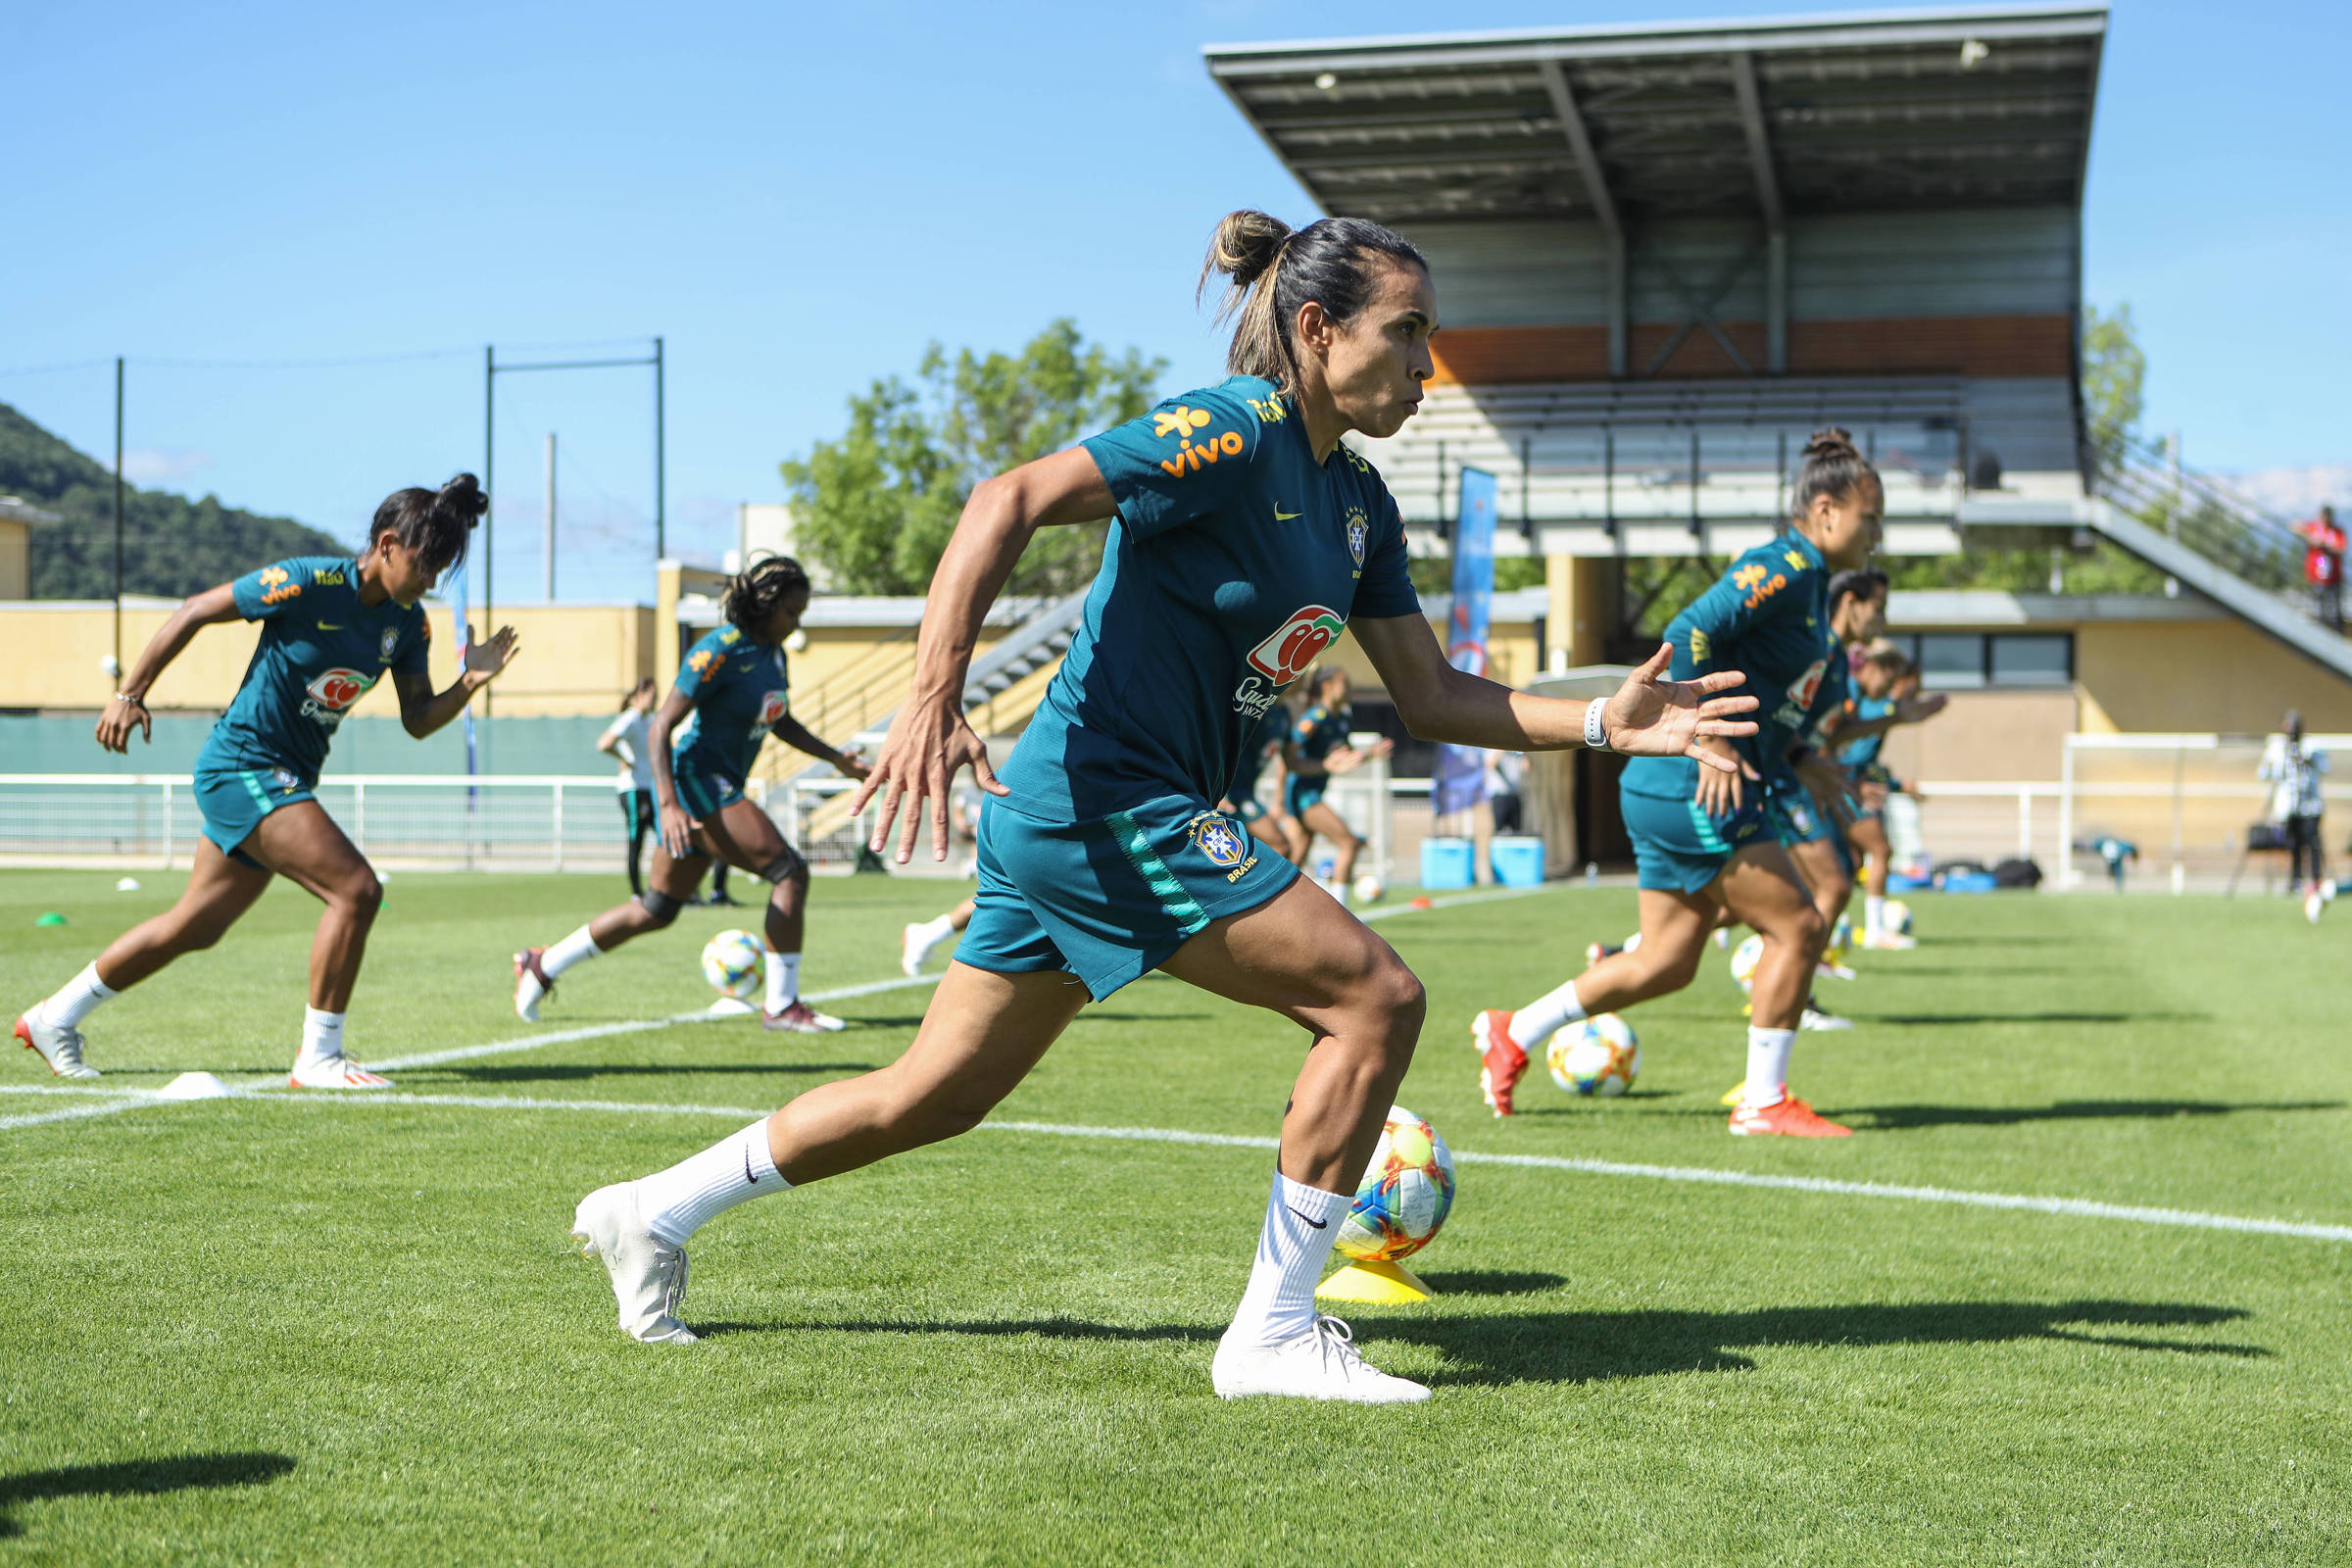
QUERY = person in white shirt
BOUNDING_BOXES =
[2260,711,2330,899]
[599,680,659,897]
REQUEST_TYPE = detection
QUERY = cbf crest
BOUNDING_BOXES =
[1344,507,1368,570]
[1186,810,1257,882]
[379,627,399,662]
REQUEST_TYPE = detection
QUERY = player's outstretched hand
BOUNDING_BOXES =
[94,694,152,755]
[1603,643,1758,773]
[852,692,1008,864]
[1895,691,1950,724]
[658,801,698,859]
[465,623,520,682]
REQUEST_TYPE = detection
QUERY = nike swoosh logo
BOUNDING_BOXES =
[1286,1206,1329,1229]
[317,622,343,630]
[744,1146,760,1186]
[1274,509,1301,521]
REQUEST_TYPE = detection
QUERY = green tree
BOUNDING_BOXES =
[2081,301,2146,478]
[782,320,1163,596]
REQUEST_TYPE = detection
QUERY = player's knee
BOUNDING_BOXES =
[1363,952,1425,1035]
[338,871,383,918]
[1785,904,1828,954]
[636,888,684,928]
[1655,943,1704,992]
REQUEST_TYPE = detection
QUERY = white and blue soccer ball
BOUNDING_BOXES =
[1884,899,1914,936]
[701,929,765,1001]
[1546,1013,1641,1097]
[1730,932,1765,995]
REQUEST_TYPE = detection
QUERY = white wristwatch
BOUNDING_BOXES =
[1583,697,1610,751]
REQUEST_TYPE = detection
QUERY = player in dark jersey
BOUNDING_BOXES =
[514,555,868,1032]
[565,210,1758,1402]
[1222,698,1298,857]
[14,475,514,1088]
[1474,431,1882,1136]
[1280,665,1393,903]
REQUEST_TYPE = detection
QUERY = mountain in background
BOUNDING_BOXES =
[0,400,350,600]
[2221,465,2352,519]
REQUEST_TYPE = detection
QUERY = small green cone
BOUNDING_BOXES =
[35,912,68,927]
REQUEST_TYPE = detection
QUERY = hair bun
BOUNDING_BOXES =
[1203,210,1292,292]
[1802,427,1856,461]
[433,472,487,526]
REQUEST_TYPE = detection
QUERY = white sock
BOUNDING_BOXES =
[917,913,956,946]
[638,1118,789,1248]
[766,951,801,1012]
[542,925,603,978]
[1508,977,1587,1051]
[1622,930,1642,954]
[300,1006,346,1066]
[1741,1027,1796,1109]
[1227,1173,1347,1348]
[40,962,118,1029]
[1865,895,1886,936]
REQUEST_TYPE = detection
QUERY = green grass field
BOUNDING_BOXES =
[4,868,2348,1565]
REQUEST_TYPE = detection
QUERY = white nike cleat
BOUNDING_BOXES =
[15,1012,101,1079]
[1212,1315,1430,1404]
[513,948,553,1022]
[762,1001,846,1033]
[288,1054,392,1090]
[1799,1006,1856,1032]
[572,1182,697,1344]
[2308,885,2334,925]
[1859,930,1918,951]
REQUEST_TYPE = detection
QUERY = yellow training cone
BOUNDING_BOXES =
[1315,1259,1434,1305]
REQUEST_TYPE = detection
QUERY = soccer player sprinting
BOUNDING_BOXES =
[1473,430,1884,1136]
[567,211,1757,1400]
[1836,643,1944,947]
[514,555,868,1033]
[1280,665,1392,903]
[14,476,514,1088]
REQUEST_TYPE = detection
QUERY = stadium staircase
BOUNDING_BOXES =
[760,582,1092,844]
[2082,430,2352,682]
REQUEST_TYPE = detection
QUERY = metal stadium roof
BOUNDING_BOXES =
[1203,4,2106,226]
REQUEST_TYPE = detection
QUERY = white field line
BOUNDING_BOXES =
[365,886,1556,1073]
[223,1092,2352,1247]
[0,1091,165,1132]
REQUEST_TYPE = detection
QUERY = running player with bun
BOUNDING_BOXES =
[1281,664,1393,903]
[514,556,867,1033]
[14,475,514,1088]
[565,210,1758,1402]
[1473,429,1883,1136]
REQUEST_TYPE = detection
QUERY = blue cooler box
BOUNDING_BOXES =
[1420,837,1475,890]
[1491,836,1546,887]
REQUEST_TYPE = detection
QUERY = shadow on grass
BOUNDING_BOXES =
[445,1062,876,1084]
[853,1011,1214,1029]
[0,1452,295,1539]
[1411,1270,1568,1297]
[704,1299,2263,1384]
[1850,1099,2344,1130]
[1871,1010,2210,1027]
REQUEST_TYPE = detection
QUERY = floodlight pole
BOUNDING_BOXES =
[112,357,123,683]
[544,431,558,602]
[483,344,496,720]
[655,336,665,561]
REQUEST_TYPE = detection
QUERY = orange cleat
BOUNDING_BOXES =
[1471,1008,1527,1117]
[1728,1094,1852,1137]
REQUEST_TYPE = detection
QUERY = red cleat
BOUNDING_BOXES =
[1727,1094,1852,1137]
[1471,1008,1528,1117]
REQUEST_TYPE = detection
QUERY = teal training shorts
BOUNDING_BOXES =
[1767,773,1855,875]
[672,754,747,818]
[1284,775,1328,816]
[956,794,1299,1001]
[1621,784,1768,895]
[193,765,315,869]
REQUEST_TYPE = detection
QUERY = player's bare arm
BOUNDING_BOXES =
[93,583,244,753]
[390,623,518,740]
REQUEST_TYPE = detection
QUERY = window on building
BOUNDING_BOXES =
[1884,631,2075,689]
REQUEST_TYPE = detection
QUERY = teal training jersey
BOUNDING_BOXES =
[193,556,430,784]
[1228,704,1289,801]
[1622,530,1832,801]
[1290,702,1352,774]
[1838,692,1895,769]
[671,624,790,781]
[997,376,1419,823]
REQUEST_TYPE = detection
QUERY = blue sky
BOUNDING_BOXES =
[5,0,2346,605]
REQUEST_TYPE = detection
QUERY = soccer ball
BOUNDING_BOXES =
[1884,899,1914,936]
[1730,932,1765,995]
[1546,1013,1641,1096]
[1335,1105,1455,1263]
[701,929,765,1001]
[1351,873,1385,906]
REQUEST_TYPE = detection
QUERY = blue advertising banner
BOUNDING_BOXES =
[1432,466,1497,819]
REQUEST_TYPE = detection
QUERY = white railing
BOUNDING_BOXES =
[0,774,641,872]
